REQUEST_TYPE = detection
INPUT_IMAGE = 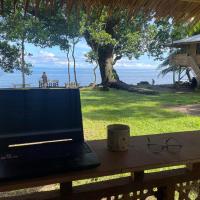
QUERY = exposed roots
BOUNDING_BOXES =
[105,80,159,95]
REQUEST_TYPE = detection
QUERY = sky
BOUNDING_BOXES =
[25,38,161,70]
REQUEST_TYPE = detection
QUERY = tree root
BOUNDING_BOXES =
[106,80,159,95]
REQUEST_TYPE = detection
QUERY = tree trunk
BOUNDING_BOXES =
[21,38,26,88]
[67,49,70,85]
[186,68,192,82]
[84,18,120,87]
[93,65,98,85]
[173,69,176,85]
[83,20,157,93]
[72,39,78,86]
[178,66,181,82]
[98,46,119,86]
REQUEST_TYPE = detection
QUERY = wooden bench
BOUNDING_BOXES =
[1,130,200,200]
[39,80,59,88]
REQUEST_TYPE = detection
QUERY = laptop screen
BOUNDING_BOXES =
[0,89,83,142]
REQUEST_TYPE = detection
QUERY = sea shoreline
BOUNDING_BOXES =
[0,67,187,88]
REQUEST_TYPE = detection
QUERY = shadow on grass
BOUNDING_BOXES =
[80,89,193,121]
[83,104,184,121]
[81,88,200,107]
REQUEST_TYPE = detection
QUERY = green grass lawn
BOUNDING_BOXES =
[81,88,200,140]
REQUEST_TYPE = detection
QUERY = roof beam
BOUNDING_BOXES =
[181,0,200,3]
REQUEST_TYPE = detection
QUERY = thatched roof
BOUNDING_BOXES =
[2,0,200,25]
[170,34,200,46]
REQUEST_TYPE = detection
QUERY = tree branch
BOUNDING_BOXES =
[112,54,122,65]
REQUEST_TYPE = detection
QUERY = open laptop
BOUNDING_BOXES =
[0,89,100,181]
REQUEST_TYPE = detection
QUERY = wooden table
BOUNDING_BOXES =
[1,130,200,200]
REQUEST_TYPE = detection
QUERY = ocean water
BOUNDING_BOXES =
[0,67,180,88]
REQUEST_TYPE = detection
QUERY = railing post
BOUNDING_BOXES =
[131,171,144,182]
[187,162,200,171]
[157,185,175,200]
[60,181,73,200]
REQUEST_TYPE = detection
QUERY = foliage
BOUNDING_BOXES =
[188,22,200,36]
[85,50,98,64]
[81,9,153,65]
[85,50,99,84]
[80,9,190,85]
[0,1,38,78]
[34,6,81,49]
[0,41,21,73]
[146,20,188,61]
[148,21,190,82]
[158,50,178,76]
[35,7,82,85]
[0,9,34,77]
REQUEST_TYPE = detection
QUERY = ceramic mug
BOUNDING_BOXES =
[107,124,130,152]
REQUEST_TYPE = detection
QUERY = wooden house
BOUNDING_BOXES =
[169,34,200,83]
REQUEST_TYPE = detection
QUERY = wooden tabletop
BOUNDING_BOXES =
[1,130,200,192]
[87,130,200,175]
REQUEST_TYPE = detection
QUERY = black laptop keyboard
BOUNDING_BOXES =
[0,142,100,181]
[0,142,92,161]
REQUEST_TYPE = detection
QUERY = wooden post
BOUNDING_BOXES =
[187,163,200,171]
[157,185,175,200]
[131,171,144,182]
[60,181,73,200]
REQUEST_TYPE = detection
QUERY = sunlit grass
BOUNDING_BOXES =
[81,88,200,141]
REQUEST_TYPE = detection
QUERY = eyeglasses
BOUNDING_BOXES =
[147,137,182,154]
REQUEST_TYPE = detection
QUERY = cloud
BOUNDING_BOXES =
[39,50,55,58]
[25,50,93,69]
[115,58,158,69]
[25,45,160,70]
[26,50,66,67]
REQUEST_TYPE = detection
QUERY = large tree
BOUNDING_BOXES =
[80,10,149,87]
[0,7,40,87]
[0,1,31,79]
[85,50,99,86]
[34,7,82,86]
[31,7,153,88]
[80,9,183,89]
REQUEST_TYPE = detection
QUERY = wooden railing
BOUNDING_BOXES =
[68,166,200,200]
[39,80,59,88]
[1,131,200,200]
[1,166,200,200]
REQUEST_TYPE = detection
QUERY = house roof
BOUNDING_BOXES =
[3,0,200,25]
[170,34,200,46]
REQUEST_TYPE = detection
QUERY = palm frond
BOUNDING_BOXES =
[188,21,200,36]
[158,65,176,77]
[158,49,180,69]
[158,49,187,78]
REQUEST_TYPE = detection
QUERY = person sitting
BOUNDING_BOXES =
[191,77,198,90]
[42,72,48,88]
